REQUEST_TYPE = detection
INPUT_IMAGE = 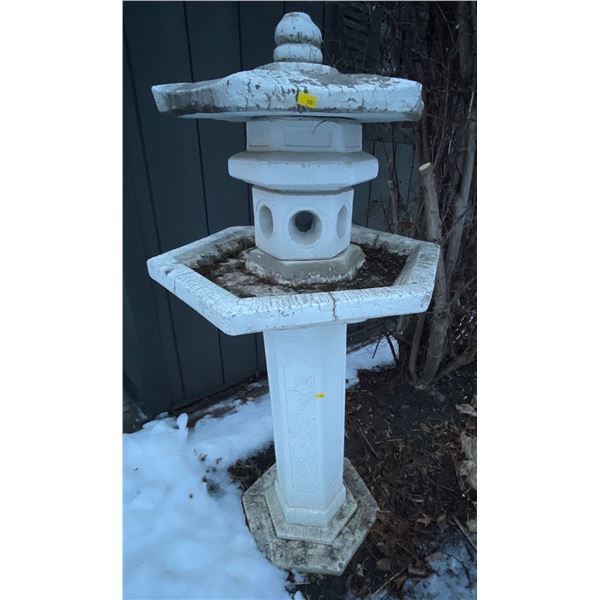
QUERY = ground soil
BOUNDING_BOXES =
[193,243,407,298]
[229,362,477,599]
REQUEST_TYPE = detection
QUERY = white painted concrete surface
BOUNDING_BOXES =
[146,10,437,576]
[264,323,347,527]
[151,11,423,123]
[146,225,440,336]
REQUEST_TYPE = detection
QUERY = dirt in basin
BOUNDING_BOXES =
[192,242,408,298]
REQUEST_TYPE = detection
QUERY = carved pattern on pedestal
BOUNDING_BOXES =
[284,360,318,494]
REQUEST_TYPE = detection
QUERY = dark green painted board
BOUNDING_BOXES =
[366,141,417,231]
[186,1,260,386]
[352,140,374,227]
[124,2,209,250]
[185,3,250,234]
[124,34,184,412]
[124,2,225,406]
[124,170,173,415]
[284,1,324,29]
[239,2,286,69]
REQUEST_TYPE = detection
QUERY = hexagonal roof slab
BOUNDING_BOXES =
[151,12,423,123]
[147,225,439,336]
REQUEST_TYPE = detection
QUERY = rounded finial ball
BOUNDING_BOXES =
[274,12,323,64]
[275,12,322,46]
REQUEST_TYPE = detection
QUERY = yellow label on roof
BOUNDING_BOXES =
[314,393,325,399]
[297,91,318,108]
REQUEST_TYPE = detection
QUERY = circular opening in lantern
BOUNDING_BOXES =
[289,210,321,245]
[258,205,273,238]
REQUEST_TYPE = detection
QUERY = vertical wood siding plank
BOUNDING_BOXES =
[123,172,172,415]
[353,140,374,227]
[186,1,259,384]
[124,30,184,412]
[124,1,224,402]
[283,2,324,30]
[239,2,286,70]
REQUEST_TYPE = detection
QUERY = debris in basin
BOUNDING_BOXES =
[193,241,407,298]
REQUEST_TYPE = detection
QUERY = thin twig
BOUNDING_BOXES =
[451,514,477,553]
[421,468,457,493]
[370,567,408,598]
[359,426,379,459]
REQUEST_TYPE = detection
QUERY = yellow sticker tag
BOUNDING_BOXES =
[297,91,318,108]
[314,393,325,399]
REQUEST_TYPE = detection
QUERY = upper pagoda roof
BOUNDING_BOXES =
[151,12,423,124]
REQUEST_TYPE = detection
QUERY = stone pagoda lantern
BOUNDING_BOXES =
[147,13,439,575]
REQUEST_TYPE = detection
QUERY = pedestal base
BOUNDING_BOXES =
[242,459,378,575]
[266,466,357,544]
[245,244,365,285]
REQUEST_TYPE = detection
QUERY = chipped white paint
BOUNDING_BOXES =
[146,11,437,574]
[152,67,423,123]
[147,225,439,336]
[251,186,354,260]
[274,12,322,51]
[246,118,362,154]
[232,117,375,269]
[151,11,423,123]
[229,149,377,192]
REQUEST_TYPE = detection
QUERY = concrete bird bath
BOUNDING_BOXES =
[147,12,439,576]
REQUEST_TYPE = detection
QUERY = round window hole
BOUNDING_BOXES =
[258,205,273,238]
[337,204,349,238]
[289,210,321,245]
[294,211,314,233]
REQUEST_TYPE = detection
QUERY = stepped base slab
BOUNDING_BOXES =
[242,459,378,575]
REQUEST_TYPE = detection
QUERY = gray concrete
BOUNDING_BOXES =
[264,465,358,544]
[244,244,365,285]
[242,458,379,575]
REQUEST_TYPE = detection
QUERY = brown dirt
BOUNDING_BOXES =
[229,363,477,599]
[193,243,407,298]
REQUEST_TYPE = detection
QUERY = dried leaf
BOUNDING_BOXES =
[416,514,432,526]
[458,432,477,490]
[408,565,428,577]
[455,403,477,417]
[467,518,477,533]
[376,558,391,572]
[461,432,477,461]
[425,551,443,564]
[420,422,432,433]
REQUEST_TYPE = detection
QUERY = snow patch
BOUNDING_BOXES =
[402,540,477,599]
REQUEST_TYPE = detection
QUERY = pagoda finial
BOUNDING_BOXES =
[273,12,323,64]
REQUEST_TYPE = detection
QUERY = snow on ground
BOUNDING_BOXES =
[123,338,474,599]
[123,393,280,599]
[402,540,477,600]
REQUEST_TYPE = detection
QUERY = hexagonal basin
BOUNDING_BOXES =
[188,233,408,299]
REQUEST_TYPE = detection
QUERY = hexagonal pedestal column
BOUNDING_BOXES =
[241,323,378,575]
